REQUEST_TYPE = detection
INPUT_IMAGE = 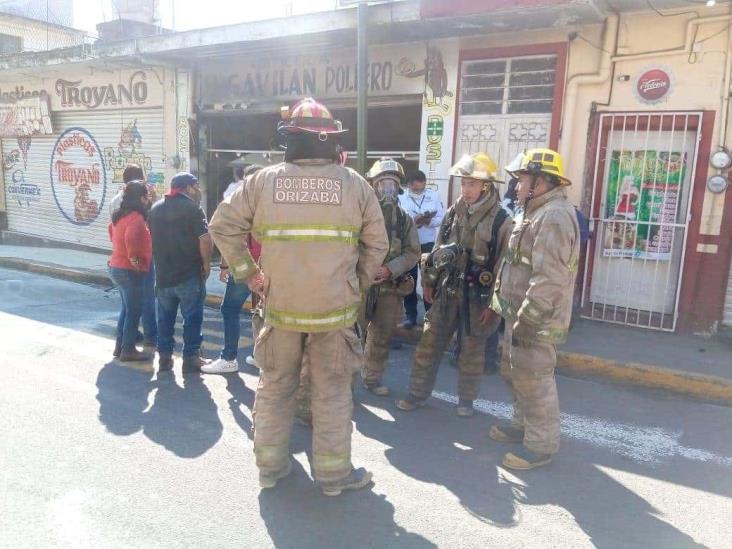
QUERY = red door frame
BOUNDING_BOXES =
[449,42,568,202]
[581,110,718,332]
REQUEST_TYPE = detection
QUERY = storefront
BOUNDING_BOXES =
[195,43,429,216]
[417,5,732,333]
[0,64,189,250]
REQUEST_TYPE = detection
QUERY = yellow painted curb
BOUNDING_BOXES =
[557,351,732,405]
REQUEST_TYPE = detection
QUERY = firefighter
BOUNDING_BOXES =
[209,98,389,496]
[396,153,512,417]
[361,158,421,396]
[489,148,580,470]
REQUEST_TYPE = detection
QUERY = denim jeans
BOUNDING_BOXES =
[220,275,251,360]
[156,274,206,357]
[110,266,146,352]
[141,264,157,345]
[403,242,434,322]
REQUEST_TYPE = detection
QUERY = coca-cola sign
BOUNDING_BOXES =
[636,69,671,104]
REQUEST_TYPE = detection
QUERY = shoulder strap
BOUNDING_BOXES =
[441,206,456,243]
[488,207,509,269]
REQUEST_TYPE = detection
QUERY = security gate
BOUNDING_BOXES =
[582,112,701,331]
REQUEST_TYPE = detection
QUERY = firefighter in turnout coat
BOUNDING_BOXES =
[489,148,580,471]
[360,158,420,396]
[396,153,512,417]
[209,98,389,496]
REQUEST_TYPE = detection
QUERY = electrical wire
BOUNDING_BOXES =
[645,0,699,17]
[576,33,613,53]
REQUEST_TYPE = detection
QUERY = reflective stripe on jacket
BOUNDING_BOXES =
[492,187,580,344]
[209,160,389,332]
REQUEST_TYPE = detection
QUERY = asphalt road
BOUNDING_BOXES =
[1,267,731,548]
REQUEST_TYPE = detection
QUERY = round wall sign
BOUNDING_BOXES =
[50,127,107,226]
[636,68,671,104]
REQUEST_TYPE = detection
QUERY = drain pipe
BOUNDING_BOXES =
[559,13,619,163]
[719,8,732,149]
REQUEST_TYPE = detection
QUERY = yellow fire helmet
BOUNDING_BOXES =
[511,148,571,186]
[365,157,406,183]
[449,152,503,183]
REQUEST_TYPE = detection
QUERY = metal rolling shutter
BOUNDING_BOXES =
[3,108,165,250]
[724,258,732,326]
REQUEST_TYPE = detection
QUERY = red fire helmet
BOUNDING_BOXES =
[277,97,348,137]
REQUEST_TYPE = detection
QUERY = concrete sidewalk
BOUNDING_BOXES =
[2,242,731,405]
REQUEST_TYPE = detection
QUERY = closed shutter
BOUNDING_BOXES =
[724,257,732,326]
[3,108,165,250]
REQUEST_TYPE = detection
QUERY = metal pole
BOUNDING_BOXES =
[357,2,368,175]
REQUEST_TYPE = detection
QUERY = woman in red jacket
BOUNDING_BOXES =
[109,182,154,361]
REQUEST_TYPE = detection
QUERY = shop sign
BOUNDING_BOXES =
[55,70,150,110]
[201,44,427,103]
[50,127,107,225]
[0,94,53,137]
[603,149,686,260]
[635,68,671,104]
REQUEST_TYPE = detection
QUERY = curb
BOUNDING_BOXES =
[3,257,731,405]
[0,256,240,311]
[0,257,112,287]
[393,324,732,406]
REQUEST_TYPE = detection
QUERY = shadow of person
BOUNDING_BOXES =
[257,459,436,549]
[142,372,223,458]
[353,399,519,528]
[96,361,154,436]
[355,397,704,547]
[225,372,256,440]
[506,457,706,549]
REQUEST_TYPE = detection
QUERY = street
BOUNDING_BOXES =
[1,267,731,548]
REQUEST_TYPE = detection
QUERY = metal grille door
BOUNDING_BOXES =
[582,113,701,331]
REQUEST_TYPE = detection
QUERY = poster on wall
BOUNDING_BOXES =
[603,150,686,261]
[0,95,53,137]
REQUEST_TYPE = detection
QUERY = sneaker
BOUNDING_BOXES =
[502,447,552,470]
[182,355,209,374]
[259,459,293,489]
[395,394,426,411]
[363,382,390,397]
[201,357,239,374]
[245,355,257,367]
[489,422,525,443]
[321,468,373,497]
[401,319,417,330]
[142,340,157,353]
[456,399,474,417]
[119,348,153,362]
[158,354,174,373]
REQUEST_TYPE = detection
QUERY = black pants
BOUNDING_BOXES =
[403,242,435,322]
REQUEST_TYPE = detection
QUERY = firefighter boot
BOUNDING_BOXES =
[489,422,525,443]
[502,447,552,470]
[321,467,373,497]
[259,458,293,489]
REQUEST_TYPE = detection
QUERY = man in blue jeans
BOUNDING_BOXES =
[149,172,213,374]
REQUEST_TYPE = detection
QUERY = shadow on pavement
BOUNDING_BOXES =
[96,364,224,458]
[258,459,436,549]
[353,392,706,549]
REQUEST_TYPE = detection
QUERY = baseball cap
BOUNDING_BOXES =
[170,172,198,189]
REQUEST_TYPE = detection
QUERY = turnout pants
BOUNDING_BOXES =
[500,323,560,455]
[253,325,363,482]
[408,295,491,401]
[361,292,402,387]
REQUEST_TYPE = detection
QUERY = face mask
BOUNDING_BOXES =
[374,176,399,202]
